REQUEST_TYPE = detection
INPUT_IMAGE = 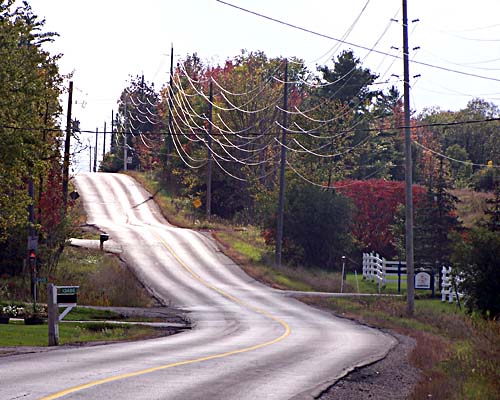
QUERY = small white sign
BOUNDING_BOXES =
[127,156,133,164]
[415,271,431,289]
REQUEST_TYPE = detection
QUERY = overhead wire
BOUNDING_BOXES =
[216,0,500,83]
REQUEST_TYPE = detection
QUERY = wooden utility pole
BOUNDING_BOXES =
[206,80,213,220]
[403,0,415,315]
[124,102,128,171]
[93,128,98,172]
[166,44,174,182]
[103,121,107,159]
[111,110,115,153]
[276,59,288,267]
[62,81,73,212]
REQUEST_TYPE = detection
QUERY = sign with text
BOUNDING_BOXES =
[56,286,79,305]
[415,271,431,290]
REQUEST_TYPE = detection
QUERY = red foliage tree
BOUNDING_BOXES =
[336,179,426,257]
[38,161,64,232]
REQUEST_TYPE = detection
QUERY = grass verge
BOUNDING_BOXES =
[0,320,164,347]
[122,173,500,398]
[300,296,500,399]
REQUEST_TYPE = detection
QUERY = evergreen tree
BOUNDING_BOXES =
[484,179,500,232]
[414,159,461,266]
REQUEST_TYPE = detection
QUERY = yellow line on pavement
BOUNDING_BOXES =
[41,230,291,400]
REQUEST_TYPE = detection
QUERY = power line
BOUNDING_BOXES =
[216,0,500,83]
[2,116,499,136]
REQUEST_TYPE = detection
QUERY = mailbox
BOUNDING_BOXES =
[56,286,78,305]
[99,233,109,250]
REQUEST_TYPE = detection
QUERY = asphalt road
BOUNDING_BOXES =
[1,172,396,400]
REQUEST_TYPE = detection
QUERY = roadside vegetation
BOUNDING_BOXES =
[0,320,164,348]
[1,2,499,396]
[125,171,500,399]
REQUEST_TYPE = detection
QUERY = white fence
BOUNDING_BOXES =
[362,252,463,302]
[362,252,407,293]
[440,266,464,303]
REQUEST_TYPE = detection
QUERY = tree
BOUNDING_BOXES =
[336,179,426,257]
[316,50,379,105]
[157,51,306,221]
[102,75,162,172]
[451,228,500,318]
[419,100,500,180]
[414,160,461,266]
[0,1,63,243]
[262,178,353,268]
[445,144,473,188]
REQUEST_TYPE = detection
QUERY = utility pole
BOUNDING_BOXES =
[276,59,288,267]
[62,81,73,212]
[27,174,37,302]
[89,142,92,172]
[206,80,213,220]
[124,102,128,171]
[403,0,415,315]
[103,121,107,160]
[166,44,174,182]
[111,110,115,153]
[93,128,98,172]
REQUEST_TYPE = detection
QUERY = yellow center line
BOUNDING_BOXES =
[41,230,291,400]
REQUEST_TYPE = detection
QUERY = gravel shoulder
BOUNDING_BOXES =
[319,332,420,400]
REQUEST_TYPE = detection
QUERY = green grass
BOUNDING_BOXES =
[0,320,162,346]
[216,230,266,263]
[58,307,120,321]
[54,246,153,307]
[300,295,500,399]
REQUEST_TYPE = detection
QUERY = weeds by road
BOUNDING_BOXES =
[127,172,500,399]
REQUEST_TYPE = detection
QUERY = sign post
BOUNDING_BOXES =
[47,285,79,346]
[47,284,59,346]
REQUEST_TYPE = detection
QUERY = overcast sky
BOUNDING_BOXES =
[28,0,500,172]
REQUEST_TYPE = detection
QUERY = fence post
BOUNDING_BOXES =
[448,267,454,303]
[397,261,402,294]
[382,257,387,287]
[362,253,368,279]
[441,266,447,302]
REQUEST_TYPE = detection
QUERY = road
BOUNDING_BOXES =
[2,172,396,400]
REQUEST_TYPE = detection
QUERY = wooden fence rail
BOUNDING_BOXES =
[362,252,463,302]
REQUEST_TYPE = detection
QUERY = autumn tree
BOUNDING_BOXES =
[336,179,426,257]
[0,1,64,274]
[158,51,307,221]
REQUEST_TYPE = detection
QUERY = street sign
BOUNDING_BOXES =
[193,198,202,209]
[36,277,48,283]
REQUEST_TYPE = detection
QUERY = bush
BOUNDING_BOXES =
[263,180,353,269]
[451,228,500,318]
[472,168,496,192]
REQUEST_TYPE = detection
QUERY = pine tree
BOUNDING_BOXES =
[484,179,500,232]
[414,159,461,266]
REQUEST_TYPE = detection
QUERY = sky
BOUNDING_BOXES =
[27,0,500,172]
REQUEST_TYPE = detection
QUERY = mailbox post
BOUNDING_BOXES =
[47,284,59,346]
[100,233,109,251]
[47,284,79,346]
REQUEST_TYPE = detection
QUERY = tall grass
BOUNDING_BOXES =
[122,172,500,398]
[302,296,500,399]
[55,247,154,307]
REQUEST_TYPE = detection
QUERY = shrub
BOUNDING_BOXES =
[451,227,500,318]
